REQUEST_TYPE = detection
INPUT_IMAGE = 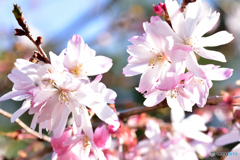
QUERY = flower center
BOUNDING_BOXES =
[149,57,162,67]
[70,62,83,76]
[186,36,199,48]
[59,91,69,102]
[82,135,91,150]
[167,89,179,98]
[149,48,164,68]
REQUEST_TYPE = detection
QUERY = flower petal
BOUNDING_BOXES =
[143,89,165,107]
[138,63,161,94]
[123,62,149,76]
[83,56,112,76]
[199,31,234,47]
[0,90,27,101]
[193,11,220,37]
[81,107,94,139]
[166,0,186,40]
[186,52,207,79]
[206,68,233,81]
[215,128,240,146]
[185,0,202,37]
[89,103,118,127]
[53,107,70,138]
[11,99,31,122]
[196,47,226,62]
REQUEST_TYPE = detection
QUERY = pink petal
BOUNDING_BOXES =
[8,69,33,84]
[65,35,85,67]
[91,75,103,84]
[11,99,31,122]
[143,89,165,107]
[15,59,40,72]
[33,89,58,104]
[89,102,118,127]
[83,56,112,76]
[215,128,240,146]
[49,51,63,66]
[0,90,27,101]
[144,17,183,44]
[184,130,213,143]
[123,62,149,76]
[206,68,233,81]
[193,11,220,37]
[81,107,94,139]
[53,107,71,138]
[165,0,186,39]
[199,31,234,47]
[185,0,202,37]
[196,47,226,62]
[138,64,161,94]
[93,124,111,149]
[68,101,82,127]
[185,52,207,79]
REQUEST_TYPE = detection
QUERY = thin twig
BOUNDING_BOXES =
[13,4,50,64]
[0,108,51,142]
[117,96,240,120]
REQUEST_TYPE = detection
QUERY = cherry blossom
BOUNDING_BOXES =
[59,34,113,79]
[164,0,233,77]
[51,126,106,160]
[123,17,191,93]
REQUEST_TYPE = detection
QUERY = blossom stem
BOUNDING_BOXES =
[118,96,240,120]
[0,108,51,142]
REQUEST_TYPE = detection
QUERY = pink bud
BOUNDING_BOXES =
[153,3,166,16]
[51,127,73,156]
[94,123,111,150]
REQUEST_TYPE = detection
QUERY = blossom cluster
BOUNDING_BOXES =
[0,0,238,159]
[123,0,233,111]
[0,34,119,159]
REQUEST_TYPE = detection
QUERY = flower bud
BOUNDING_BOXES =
[15,29,25,36]
[12,4,22,19]
[12,4,25,27]
[36,36,43,45]
[153,3,167,16]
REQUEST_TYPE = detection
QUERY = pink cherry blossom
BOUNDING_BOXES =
[147,0,234,79]
[59,34,113,79]
[51,126,106,160]
[123,17,191,93]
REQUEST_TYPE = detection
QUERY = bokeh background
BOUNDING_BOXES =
[0,0,239,159]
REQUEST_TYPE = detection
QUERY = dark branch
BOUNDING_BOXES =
[118,96,240,120]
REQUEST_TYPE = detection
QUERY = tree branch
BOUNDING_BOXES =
[118,96,240,120]
[0,108,51,143]
[13,4,50,64]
